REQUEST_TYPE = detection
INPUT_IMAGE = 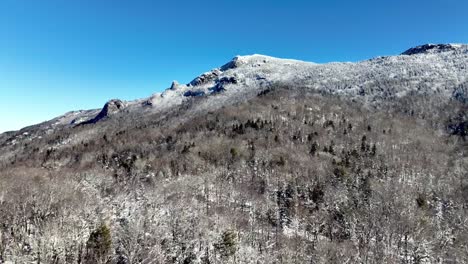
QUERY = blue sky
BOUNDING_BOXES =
[1,0,468,132]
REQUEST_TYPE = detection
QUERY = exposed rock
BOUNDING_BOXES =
[209,76,238,93]
[220,56,244,71]
[170,81,184,90]
[84,99,126,124]
[218,76,238,85]
[99,99,125,117]
[188,69,222,86]
[184,90,206,97]
[142,99,153,107]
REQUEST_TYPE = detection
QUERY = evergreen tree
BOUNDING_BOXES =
[85,224,112,264]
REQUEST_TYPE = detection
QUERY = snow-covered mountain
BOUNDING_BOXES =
[5,43,468,134]
[1,44,468,263]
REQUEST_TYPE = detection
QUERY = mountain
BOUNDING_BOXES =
[0,44,467,263]
[8,44,467,134]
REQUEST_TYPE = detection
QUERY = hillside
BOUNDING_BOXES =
[0,44,467,263]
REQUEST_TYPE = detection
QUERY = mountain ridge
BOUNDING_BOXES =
[401,43,468,55]
[2,43,468,136]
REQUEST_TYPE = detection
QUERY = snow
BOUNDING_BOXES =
[5,44,468,133]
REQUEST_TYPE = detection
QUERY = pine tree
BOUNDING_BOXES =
[85,224,112,264]
[215,230,238,259]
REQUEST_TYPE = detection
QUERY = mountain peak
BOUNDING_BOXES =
[220,54,271,71]
[402,43,467,55]
[220,54,310,71]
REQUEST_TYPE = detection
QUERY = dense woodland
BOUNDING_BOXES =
[0,84,467,263]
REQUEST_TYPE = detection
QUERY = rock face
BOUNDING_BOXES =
[85,99,126,124]
[169,81,185,91]
[209,76,238,94]
[183,90,206,97]
[188,69,222,86]
[220,56,245,71]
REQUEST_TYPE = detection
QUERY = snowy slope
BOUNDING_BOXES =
[6,44,468,133]
[141,43,468,113]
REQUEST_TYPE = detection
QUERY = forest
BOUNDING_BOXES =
[0,84,467,263]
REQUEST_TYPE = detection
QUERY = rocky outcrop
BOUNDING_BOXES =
[220,56,244,71]
[183,90,206,97]
[83,99,126,124]
[188,69,222,86]
[169,80,185,91]
[209,76,238,94]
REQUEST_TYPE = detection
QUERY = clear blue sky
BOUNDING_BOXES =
[1,0,468,132]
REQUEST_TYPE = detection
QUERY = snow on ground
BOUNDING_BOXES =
[6,44,468,133]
